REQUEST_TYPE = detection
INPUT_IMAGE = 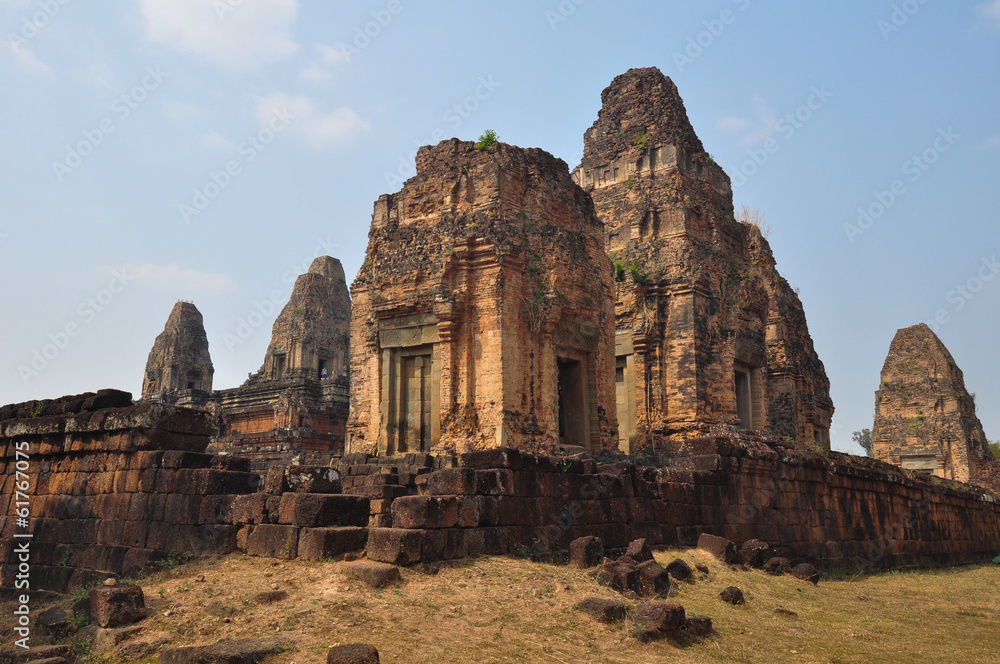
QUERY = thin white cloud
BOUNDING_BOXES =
[98,263,238,295]
[977,0,1000,26]
[164,100,207,124]
[298,44,348,84]
[254,93,369,149]
[201,131,236,151]
[315,43,348,66]
[717,115,751,133]
[977,135,1000,151]
[137,0,299,70]
[298,63,331,84]
[736,95,779,149]
[6,42,52,77]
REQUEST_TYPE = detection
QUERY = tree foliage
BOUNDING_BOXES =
[852,428,873,457]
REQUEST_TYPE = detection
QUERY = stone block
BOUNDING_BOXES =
[297,527,368,561]
[569,536,604,568]
[244,524,299,559]
[697,533,738,564]
[89,585,146,628]
[365,528,424,566]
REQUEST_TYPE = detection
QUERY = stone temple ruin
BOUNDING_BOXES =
[872,323,993,482]
[347,139,616,457]
[141,301,214,405]
[572,68,833,455]
[3,67,1000,599]
[142,257,351,468]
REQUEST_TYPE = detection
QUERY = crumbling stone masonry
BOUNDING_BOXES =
[4,393,1000,590]
[348,139,617,457]
[210,257,351,467]
[363,437,1000,569]
[872,323,992,483]
[0,391,256,592]
[573,67,832,454]
[140,258,352,469]
[141,301,214,406]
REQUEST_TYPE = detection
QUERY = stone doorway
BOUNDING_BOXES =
[558,355,587,448]
[735,368,752,429]
[384,344,436,455]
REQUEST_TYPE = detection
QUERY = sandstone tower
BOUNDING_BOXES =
[872,323,992,482]
[260,255,351,382]
[141,300,214,404]
[573,67,832,453]
[348,139,616,456]
[210,256,352,467]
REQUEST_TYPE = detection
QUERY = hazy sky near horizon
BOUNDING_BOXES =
[1,0,998,455]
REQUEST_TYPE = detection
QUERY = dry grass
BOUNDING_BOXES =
[737,205,772,239]
[4,549,1000,664]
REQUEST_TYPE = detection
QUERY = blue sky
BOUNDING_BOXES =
[1,0,998,455]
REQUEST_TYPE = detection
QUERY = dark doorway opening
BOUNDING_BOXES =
[735,369,751,429]
[558,356,586,446]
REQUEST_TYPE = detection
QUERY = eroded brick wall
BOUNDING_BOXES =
[0,393,258,592]
[366,439,1000,569]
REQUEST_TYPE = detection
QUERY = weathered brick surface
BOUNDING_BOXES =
[297,527,368,561]
[207,257,351,469]
[873,324,992,482]
[0,401,253,590]
[348,139,617,456]
[141,301,213,401]
[574,67,832,453]
[244,525,299,559]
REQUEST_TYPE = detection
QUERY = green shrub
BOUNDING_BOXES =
[476,129,498,151]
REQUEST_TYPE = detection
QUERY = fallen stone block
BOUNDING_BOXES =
[592,559,641,595]
[636,560,677,598]
[569,536,604,569]
[697,533,738,564]
[625,538,654,563]
[88,585,145,628]
[34,606,72,637]
[575,598,630,623]
[635,602,686,632]
[719,586,745,605]
[681,614,714,638]
[159,637,289,664]
[344,561,401,588]
[665,558,693,581]
[740,539,772,568]
[764,557,793,576]
[0,645,75,664]
[791,563,820,585]
[327,644,380,664]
